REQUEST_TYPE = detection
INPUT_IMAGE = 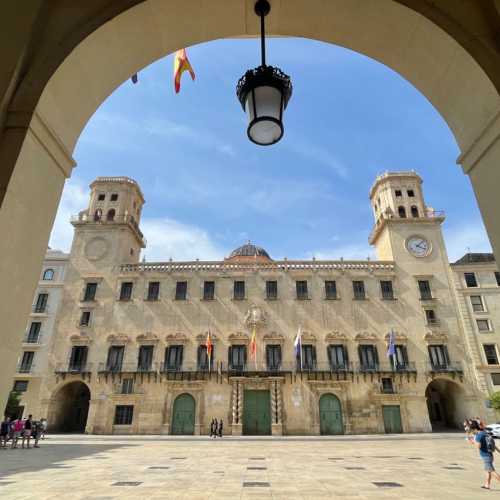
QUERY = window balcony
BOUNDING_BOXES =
[23,332,42,344]
[427,361,463,374]
[55,362,93,374]
[32,304,48,314]
[17,363,35,374]
[426,318,441,327]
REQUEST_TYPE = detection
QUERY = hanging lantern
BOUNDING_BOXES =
[236,0,292,146]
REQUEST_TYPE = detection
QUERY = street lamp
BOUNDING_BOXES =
[236,0,293,146]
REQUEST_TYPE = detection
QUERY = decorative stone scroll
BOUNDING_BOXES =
[228,331,250,344]
[301,331,316,343]
[106,333,131,345]
[263,332,285,344]
[325,331,348,342]
[70,334,92,345]
[165,332,188,345]
[384,331,407,343]
[354,331,378,342]
[423,331,448,343]
[195,332,218,343]
[136,332,159,344]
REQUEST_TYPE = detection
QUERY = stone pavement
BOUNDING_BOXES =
[0,433,494,499]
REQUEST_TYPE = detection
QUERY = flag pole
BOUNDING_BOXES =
[300,326,303,371]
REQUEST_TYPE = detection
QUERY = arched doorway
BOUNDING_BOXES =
[171,393,195,435]
[50,381,90,433]
[425,379,467,431]
[319,393,344,435]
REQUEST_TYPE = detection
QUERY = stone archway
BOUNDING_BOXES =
[48,381,91,433]
[425,379,467,431]
[1,0,500,414]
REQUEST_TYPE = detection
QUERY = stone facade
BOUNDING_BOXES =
[28,173,498,434]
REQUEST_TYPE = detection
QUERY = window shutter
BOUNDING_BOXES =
[228,346,233,368]
[401,345,409,365]
[312,346,317,367]
[327,345,332,364]
[343,346,349,365]
[266,346,272,368]
[179,346,184,366]
[243,345,247,365]
[81,347,88,367]
[427,346,434,365]
[211,345,215,368]
[357,345,363,364]
[373,346,379,365]
[443,345,450,365]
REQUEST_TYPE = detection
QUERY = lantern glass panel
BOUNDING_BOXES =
[245,86,283,145]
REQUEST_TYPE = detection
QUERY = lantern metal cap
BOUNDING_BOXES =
[236,64,293,111]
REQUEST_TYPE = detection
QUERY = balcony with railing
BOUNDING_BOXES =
[427,361,463,375]
[17,362,36,374]
[31,304,48,314]
[23,332,43,345]
[55,362,93,378]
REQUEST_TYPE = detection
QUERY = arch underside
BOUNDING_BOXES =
[48,381,91,433]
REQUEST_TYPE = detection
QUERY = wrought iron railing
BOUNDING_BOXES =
[55,362,93,374]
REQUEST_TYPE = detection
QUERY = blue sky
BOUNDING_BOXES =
[49,37,491,262]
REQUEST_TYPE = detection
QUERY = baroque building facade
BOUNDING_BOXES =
[28,173,500,435]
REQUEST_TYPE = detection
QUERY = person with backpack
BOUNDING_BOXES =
[469,420,500,489]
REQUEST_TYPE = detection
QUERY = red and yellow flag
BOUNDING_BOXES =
[250,326,257,366]
[173,48,195,93]
[205,330,213,370]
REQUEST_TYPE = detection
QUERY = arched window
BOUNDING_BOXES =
[106,209,115,221]
[411,205,419,218]
[94,208,102,221]
[398,206,406,218]
[42,269,54,280]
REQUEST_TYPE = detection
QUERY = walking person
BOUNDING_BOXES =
[218,419,223,438]
[0,416,10,448]
[32,419,42,448]
[22,414,33,449]
[209,419,214,438]
[40,418,48,439]
[213,418,218,438]
[469,419,500,489]
[11,417,24,449]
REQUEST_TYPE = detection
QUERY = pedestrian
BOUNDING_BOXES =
[213,418,218,438]
[11,417,24,449]
[218,419,223,438]
[22,414,33,449]
[40,418,48,439]
[209,418,214,438]
[469,419,500,489]
[32,420,42,448]
[0,416,10,448]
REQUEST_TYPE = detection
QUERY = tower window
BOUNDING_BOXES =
[266,280,278,300]
[42,269,54,280]
[353,281,366,300]
[380,280,394,300]
[325,280,337,299]
[94,209,102,221]
[203,281,215,300]
[395,189,402,197]
[175,281,187,300]
[147,281,160,301]
[418,280,433,300]
[83,282,97,301]
[119,282,133,301]
[411,206,419,218]
[470,295,484,312]
[483,344,499,365]
[398,206,406,218]
[80,311,91,327]
[477,319,491,332]
[296,280,309,300]
[106,209,115,221]
[407,189,415,197]
[464,272,478,287]
[425,309,438,325]
[98,193,105,201]
[233,280,245,300]
[110,193,118,202]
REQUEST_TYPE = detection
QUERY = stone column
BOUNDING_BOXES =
[231,380,243,436]
[271,379,283,435]
[85,398,102,434]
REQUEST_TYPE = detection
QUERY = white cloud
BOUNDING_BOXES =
[141,218,227,262]
[49,179,88,252]
[443,222,492,262]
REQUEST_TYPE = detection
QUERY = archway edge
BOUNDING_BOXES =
[32,0,500,156]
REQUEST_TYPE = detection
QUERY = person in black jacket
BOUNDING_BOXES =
[218,419,223,438]
[0,416,10,448]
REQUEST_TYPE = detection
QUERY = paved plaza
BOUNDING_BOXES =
[0,433,496,499]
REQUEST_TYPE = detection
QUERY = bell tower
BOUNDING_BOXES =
[70,177,146,269]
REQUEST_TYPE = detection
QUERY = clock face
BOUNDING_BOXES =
[406,236,431,257]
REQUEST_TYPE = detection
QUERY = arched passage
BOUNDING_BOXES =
[425,379,467,431]
[171,393,195,435]
[319,393,344,435]
[1,0,500,413]
[49,381,90,433]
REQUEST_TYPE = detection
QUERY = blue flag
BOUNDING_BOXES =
[386,330,396,357]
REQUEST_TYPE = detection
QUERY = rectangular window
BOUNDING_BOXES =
[491,373,500,385]
[470,295,484,312]
[83,282,97,301]
[197,344,215,371]
[228,345,246,371]
[381,378,394,394]
[114,405,133,425]
[328,345,348,370]
[353,281,366,300]
[137,345,154,371]
[392,345,409,370]
[147,281,160,301]
[121,378,134,395]
[477,319,491,332]
[13,380,28,392]
[358,345,379,371]
[380,280,394,300]
[69,346,88,372]
[495,272,500,287]
[325,281,337,300]
[106,346,124,372]
[119,282,133,301]
[395,189,402,197]
[296,280,309,300]
[19,351,34,373]
[165,345,183,371]
[428,345,449,369]
[266,280,278,300]
[97,193,105,201]
[266,345,282,371]
[34,293,48,313]
[80,310,91,327]
[464,272,478,288]
[26,322,41,343]
[110,193,118,202]
[175,281,187,300]
[299,345,317,370]
[203,281,215,300]
[234,281,245,300]
[418,280,432,300]
[425,309,438,325]
[484,344,499,365]
[407,189,415,197]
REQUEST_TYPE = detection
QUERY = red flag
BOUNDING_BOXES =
[205,330,213,370]
[250,326,257,367]
[173,48,195,93]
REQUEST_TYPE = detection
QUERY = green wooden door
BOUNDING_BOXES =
[243,390,271,435]
[319,394,344,435]
[171,394,195,435]
[382,405,402,434]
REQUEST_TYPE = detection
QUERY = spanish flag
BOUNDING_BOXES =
[205,330,213,371]
[250,326,257,367]
[173,48,195,93]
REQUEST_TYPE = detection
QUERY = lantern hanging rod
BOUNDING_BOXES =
[255,0,270,67]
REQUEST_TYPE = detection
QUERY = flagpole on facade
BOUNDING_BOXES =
[299,326,303,371]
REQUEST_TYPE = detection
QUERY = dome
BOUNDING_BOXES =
[226,242,272,262]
